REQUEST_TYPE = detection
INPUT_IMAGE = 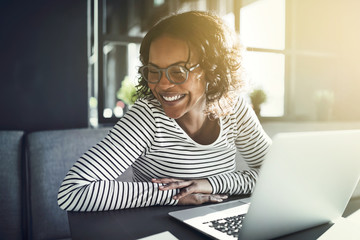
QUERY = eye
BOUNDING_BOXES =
[149,69,158,74]
[147,67,159,75]
[169,66,186,75]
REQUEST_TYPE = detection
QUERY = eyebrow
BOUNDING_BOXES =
[148,61,188,68]
[148,45,192,68]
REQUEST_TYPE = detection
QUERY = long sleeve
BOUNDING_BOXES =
[207,97,272,195]
[57,100,179,211]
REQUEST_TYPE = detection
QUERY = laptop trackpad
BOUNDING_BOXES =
[210,198,250,211]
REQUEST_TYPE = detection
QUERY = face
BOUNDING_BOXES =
[148,35,206,120]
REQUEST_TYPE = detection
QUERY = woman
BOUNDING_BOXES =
[58,11,271,211]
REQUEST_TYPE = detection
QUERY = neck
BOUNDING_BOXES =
[175,96,207,136]
[176,114,220,145]
[175,95,220,145]
[176,112,208,136]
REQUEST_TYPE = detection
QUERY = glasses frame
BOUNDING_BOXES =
[140,64,200,85]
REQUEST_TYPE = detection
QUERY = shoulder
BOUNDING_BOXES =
[122,98,171,125]
[230,95,252,117]
[225,94,261,128]
[111,99,160,136]
[114,98,158,126]
[126,98,158,115]
[131,98,165,117]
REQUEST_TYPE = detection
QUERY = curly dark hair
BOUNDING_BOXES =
[136,10,245,119]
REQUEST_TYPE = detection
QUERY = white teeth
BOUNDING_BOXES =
[162,95,182,102]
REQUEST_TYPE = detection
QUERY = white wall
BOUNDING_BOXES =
[287,0,360,121]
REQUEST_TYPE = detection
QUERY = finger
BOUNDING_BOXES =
[187,194,223,204]
[173,185,196,200]
[177,193,206,205]
[159,180,192,191]
[205,194,228,203]
[219,195,229,200]
[151,178,183,184]
[177,193,227,205]
[208,195,224,203]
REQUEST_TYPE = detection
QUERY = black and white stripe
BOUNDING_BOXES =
[58,97,271,211]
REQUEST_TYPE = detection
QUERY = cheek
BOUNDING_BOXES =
[190,77,206,95]
[148,83,161,99]
[148,83,155,93]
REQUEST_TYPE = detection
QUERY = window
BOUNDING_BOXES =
[240,0,285,117]
[88,0,235,127]
[88,0,145,127]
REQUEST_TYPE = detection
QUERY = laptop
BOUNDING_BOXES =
[169,130,360,240]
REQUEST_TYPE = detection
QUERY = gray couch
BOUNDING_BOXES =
[0,123,359,240]
[0,128,133,240]
[0,131,24,240]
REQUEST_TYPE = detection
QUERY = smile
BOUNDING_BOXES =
[161,94,185,102]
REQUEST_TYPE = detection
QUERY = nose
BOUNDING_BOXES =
[157,71,175,88]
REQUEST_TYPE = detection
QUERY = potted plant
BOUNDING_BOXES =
[314,89,334,121]
[250,89,267,117]
[116,76,138,106]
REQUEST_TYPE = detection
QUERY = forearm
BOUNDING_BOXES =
[58,175,179,211]
[207,168,259,195]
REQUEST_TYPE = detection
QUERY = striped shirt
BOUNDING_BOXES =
[58,96,271,211]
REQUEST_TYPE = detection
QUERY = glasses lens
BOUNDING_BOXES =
[168,66,188,84]
[142,66,160,83]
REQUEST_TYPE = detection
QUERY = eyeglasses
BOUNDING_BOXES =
[140,64,200,85]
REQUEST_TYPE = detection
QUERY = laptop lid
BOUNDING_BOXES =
[239,130,360,240]
[169,130,360,240]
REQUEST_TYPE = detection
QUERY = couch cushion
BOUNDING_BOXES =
[26,128,115,240]
[0,131,24,240]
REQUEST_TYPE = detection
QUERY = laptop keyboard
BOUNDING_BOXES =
[202,214,245,238]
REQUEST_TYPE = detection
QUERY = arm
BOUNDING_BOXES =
[208,97,272,195]
[156,97,271,199]
[57,100,179,211]
[152,178,228,204]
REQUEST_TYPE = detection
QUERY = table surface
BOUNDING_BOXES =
[68,197,360,240]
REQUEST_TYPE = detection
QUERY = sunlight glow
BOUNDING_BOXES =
[240,0,285,50]
[244,51,285,117]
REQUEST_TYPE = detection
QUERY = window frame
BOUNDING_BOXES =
[235,0,289,121]
[89,0,292,127]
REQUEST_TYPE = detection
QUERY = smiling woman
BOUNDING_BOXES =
[147,35,206,121]
[57,11,271,211]
[137,11,245,120]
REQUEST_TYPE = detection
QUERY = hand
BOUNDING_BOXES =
[152,178,214,200]
[177,193,228,205]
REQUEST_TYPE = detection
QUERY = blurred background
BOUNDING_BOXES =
[1,0,359,132]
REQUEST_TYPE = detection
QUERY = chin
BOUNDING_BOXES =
[161,106,186,119]
[164,111,184,119]
[160,102,187,119]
